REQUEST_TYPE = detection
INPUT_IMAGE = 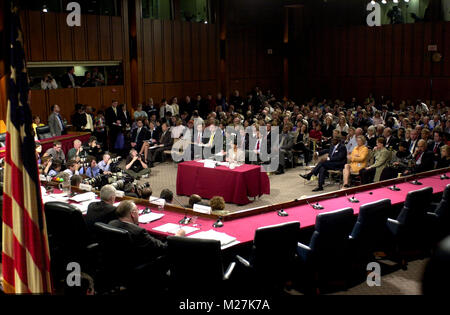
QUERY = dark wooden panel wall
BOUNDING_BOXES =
[138,18,219,104]
[292,21,450,104]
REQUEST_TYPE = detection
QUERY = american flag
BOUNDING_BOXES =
[1,3,52,294]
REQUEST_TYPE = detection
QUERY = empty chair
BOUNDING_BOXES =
[350,199,392,261]
[45,202,97,283]
[426,184,450,244]
[297,208,354,294]
[422,235,450,295]
[167,236,236,295]
[36,125,52,140]
[387,186,434,268]
[93,222,167,294]
[235,221,301,294]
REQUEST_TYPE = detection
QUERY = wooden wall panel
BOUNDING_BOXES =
[30,90,49,124]
[72,15,87,60]
[392,25,403,76]
[383,25,393,78]
[102,86,125,107]
[200,24,209,81]
[173,21,184,82]
[142,19,153,83]
[366,27,375,77]
[58,13,73,61]
[412,23,424,76]
[444,22,450,77]
[76,87,102,110]
[43,13,59,60]
[48,89,76,122]
[402,24,413,77]
[163,20,174,82]
[144,83,164,104]
[86,15,100,61]
[112,16,124,60]
[191,23,201,81]
[183,23,193,82]
[423,23,432,76]
[152,20,163,82]
[432,22,444,77]
[165,83,184,100]
[208,25,217,81]
[28,11,44,61]
[99,16,112,61]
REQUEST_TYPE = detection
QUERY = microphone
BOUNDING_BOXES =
[213,216,224,228]
[172,195,191,225]
[306,200,324,210]
[441,174,449,180]
[389,184,401,191]
[346,192,359,203]
[411,179,422,185]
[268,200,288,217]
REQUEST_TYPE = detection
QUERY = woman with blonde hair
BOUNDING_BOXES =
[342,135,369,188]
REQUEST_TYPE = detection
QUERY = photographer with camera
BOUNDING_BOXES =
[41,72,58,90]
[79,156,101,178]
[47,158,62,177]
[97,153,113,174]
[125,148,151,180]
[67,139,86,162]
[85,136,103,161]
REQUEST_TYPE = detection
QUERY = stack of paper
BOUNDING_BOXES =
[138,212,165,224]
[188,229,237,246]
[71,199,98,214]
[152,223,199,235]
[42,194,69,204]
[70,192,96,202]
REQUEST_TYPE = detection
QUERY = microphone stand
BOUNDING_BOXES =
[172,195,191,225]
[346,192,359,203]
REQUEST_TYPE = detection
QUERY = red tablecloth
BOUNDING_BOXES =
[143,173,450,247]
[40,133,91,155]
[176,161,270,205]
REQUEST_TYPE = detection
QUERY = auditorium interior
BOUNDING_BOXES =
[1,0,450,300]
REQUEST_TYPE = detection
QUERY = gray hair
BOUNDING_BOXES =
[100,185,116,202]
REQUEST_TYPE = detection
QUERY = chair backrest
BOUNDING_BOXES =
[422,235,450,295]
[36,125,52,140]
[350,199,391,248]
[309,208,354,256]
[397,186,433,225]
[252,221,300,272]
[167,236,224,284]
[435,184,450,219]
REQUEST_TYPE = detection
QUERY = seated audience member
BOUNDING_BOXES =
[436,145,450,169]
[210,196,229,216]
[405,139,434,175]
[125,149,151,179]
[170,118,186,140]
[44,141,66,163]
[188,194,204,208]
[32,115,44,139]
[86,136,103,161]
[359,137,391,184]
[41,72,58,90]
[309,120,323,144]
[94,110,107,145]
[85,185,118,231]
[47,159,62,177]
[130,119,149,153]
[160,189,174,204]
[63,159,80,179]
[134,104,148,121]
[148,123,173,166]
[380,140,414,180]
[226,142,245,165]
[79,156,101,178]
[299,135,347,192]
[108,200,185,267]
[346,127,363,154]
[342,135,369,188]
[383,127,399,151]
[125,148,151,179]
[70,175,83,188]
[365,125,377,149]
[97,153,112,174]
[35,142,42,163]
[293,123,311,165]
[67,139,85,161]
[275,122,294,175]
[39,156,53,176]
[428,131,444,162]
[139,187,153,200]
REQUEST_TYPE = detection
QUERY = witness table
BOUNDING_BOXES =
[176,161,270,205]
[40,132,91,155]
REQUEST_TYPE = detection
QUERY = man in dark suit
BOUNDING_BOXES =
[60,66,78,88]
[105,100,122,152]
[108,200,185,268]
[130,119,149,153]
[148,123,174,165]
[383,127,398,151]
[275,123,294,175]
[72,104,87,132]
[411,139,435,174]
[300,136,347,191]
[428,131,444,163]
[85,185,118,232]
[407,129,420,155]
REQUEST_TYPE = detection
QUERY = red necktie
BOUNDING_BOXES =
[415,152,422,161]
[257,140,260,151]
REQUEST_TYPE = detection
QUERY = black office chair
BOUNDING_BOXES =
[387,186,434,269]
[297,208,354,294]
[167,236,236,296]
[45,202,98,284]
[350,199,392,262]
[36,125,52,140]
[426,184,450,244]
[93,222,166,294]
[235,221,300,294]
[422,235,450,295]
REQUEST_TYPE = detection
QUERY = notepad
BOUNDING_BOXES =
[138,213,165,224]
[153,223,199,235]
[188,229,237,246]
[70,192,97,202]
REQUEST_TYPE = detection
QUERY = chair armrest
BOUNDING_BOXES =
[223,262,236,281]
[235,255,251,268]
[297,242,311,251]
[426,212,438,218]
[86,243,99,250]
[387,218,400,235]
[297,242,312,261]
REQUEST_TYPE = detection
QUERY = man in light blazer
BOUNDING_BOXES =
[48,104,66,137]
